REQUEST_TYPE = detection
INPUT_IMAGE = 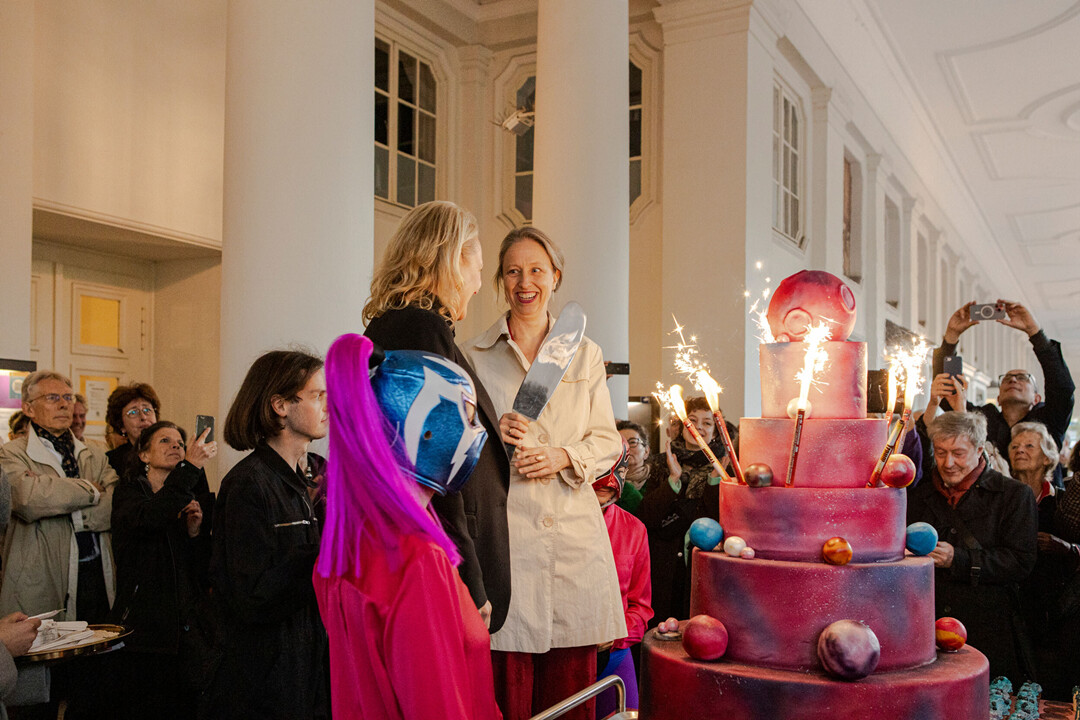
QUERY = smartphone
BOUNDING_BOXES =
[866,369,888,414]
[943,355,963,378]
[195,415,215,443]
[969,303,1006,322]
[606,362,631,376]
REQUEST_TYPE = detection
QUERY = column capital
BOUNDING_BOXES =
[901,194,922,220]
[654,0,754,44]
[458,44,493,82]
[865,151,892,180]
[811,85,853,128]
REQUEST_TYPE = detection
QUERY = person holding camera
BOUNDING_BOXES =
[930,300,1075,485]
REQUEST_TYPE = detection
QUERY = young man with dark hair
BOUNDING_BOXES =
[205,350,330,720]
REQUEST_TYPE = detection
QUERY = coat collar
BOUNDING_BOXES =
[26,425,87,476]
[253,442,314,497]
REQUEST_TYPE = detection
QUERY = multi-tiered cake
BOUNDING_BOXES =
[640,271,990,719]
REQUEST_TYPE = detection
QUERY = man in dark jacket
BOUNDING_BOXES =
[206,351,329,719]
[908,411,1038,683]
[931,300,1074,485]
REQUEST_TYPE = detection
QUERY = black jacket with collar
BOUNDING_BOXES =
[206,442,328,719]
[907,465,1038,681]
[365,303,512,632]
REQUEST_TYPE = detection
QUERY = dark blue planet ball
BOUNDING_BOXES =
[689,518,724,551]
[905,522,938,556]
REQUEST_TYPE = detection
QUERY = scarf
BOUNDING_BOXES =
[932,456,987,508]
[32,422,80,478]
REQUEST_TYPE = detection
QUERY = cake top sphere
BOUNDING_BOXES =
[767,270,856,342]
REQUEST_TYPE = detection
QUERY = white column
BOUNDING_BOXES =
[220,1,374,466]
[0,0,34,360]
[532,0,630,417]
[862,153,887,363]
[899,196,920,331]
[808,86,850,276]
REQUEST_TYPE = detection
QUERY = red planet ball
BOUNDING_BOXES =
[682,614,729,661]
[880,453,916,488]
[935,617,967,652]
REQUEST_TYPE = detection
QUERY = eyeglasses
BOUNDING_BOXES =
[28,393,74,405]
[625,438,645,448]
[998,373,1035,385]
[124,407,157,418]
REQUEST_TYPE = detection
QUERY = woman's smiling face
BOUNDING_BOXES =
[501,239,559,321]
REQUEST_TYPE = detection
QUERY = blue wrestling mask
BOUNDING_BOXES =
[370,349,487,495]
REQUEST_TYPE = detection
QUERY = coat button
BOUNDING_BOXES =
[542,516,554,528]
[538,433,549,445]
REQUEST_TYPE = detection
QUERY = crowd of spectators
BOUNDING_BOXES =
[0,205,1076,715]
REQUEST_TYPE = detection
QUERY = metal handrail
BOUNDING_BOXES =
[528,675,629,720]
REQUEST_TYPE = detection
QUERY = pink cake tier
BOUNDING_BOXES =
[718,483,906,562]
[759,341,867,419]
[640,629,989,720]
[738,417,887,488]
[690,551,936,672]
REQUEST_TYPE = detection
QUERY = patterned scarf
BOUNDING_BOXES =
[31,422,80,478]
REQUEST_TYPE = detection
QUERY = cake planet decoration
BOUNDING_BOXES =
[766,270,856,343]
[689,518,724,552]
[785,322,832,487]
[867,340,928,487]
[934,617,967,652]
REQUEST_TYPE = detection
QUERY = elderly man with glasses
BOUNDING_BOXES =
[0,371,118,625]
[928,300,1075,485]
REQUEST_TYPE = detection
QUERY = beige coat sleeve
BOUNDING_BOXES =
[78,455,118,532]
[557,343,622,489]
[0,446,98,523]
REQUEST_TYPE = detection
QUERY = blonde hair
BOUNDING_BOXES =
[492,226,565,303]
[363,201,479,323]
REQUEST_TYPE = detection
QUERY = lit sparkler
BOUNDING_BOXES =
[695,371,741,484]
[654,383,726,479]
[867,340,929,487]
[785,322,832,487]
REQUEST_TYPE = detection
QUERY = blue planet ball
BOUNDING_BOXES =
[689,518,724,551]
[906,522,938,556]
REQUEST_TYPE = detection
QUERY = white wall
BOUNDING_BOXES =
[33,0,226,246]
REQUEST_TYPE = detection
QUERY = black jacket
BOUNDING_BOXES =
[365,303,512,632]
[111,461,210,655]
[933,330,1075,484]
[907,465,1038,681]
[205,443,328,720]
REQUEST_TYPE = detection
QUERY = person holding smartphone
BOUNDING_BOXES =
[928,300,1075,485]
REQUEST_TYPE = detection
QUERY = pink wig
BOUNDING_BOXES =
[316,333,461,578]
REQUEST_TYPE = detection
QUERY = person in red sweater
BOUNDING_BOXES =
[313,334,501,720]
[593,442,653,716]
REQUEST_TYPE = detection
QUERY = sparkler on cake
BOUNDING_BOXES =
[867,340,929,488]
[653,383,728,480]
[784,323,832,487]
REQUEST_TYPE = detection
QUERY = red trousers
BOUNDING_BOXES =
[492,646,597,720]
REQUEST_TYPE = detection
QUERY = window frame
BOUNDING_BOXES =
[772,78,806,248]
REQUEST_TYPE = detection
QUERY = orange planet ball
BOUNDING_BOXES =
[935,617,967,652]
[822,536,853,565]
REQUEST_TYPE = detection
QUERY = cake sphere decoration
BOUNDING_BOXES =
[822,536,853,565]
[880,453,916,488]
[786,397,812,419]
[766,270,857,342]
[934,617,967,652]
[739,546,755,559]
[682,614,729,661]
[906,522,939,556]
[689,518,724,551]
[723,536,747,557]
[744,463,773,488]
[817,619,880,680]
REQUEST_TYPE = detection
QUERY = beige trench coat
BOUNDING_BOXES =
[465,313,626,653]
[0,427,117,620]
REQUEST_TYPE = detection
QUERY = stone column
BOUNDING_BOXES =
[808,86,851,276]
[532,0,630,417]
[654,0,776,418]
[220,1,374,467]
[861,153,888,362]
[0,0,34,360]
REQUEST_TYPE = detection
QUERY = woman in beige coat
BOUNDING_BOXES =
[464,227,624,720]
